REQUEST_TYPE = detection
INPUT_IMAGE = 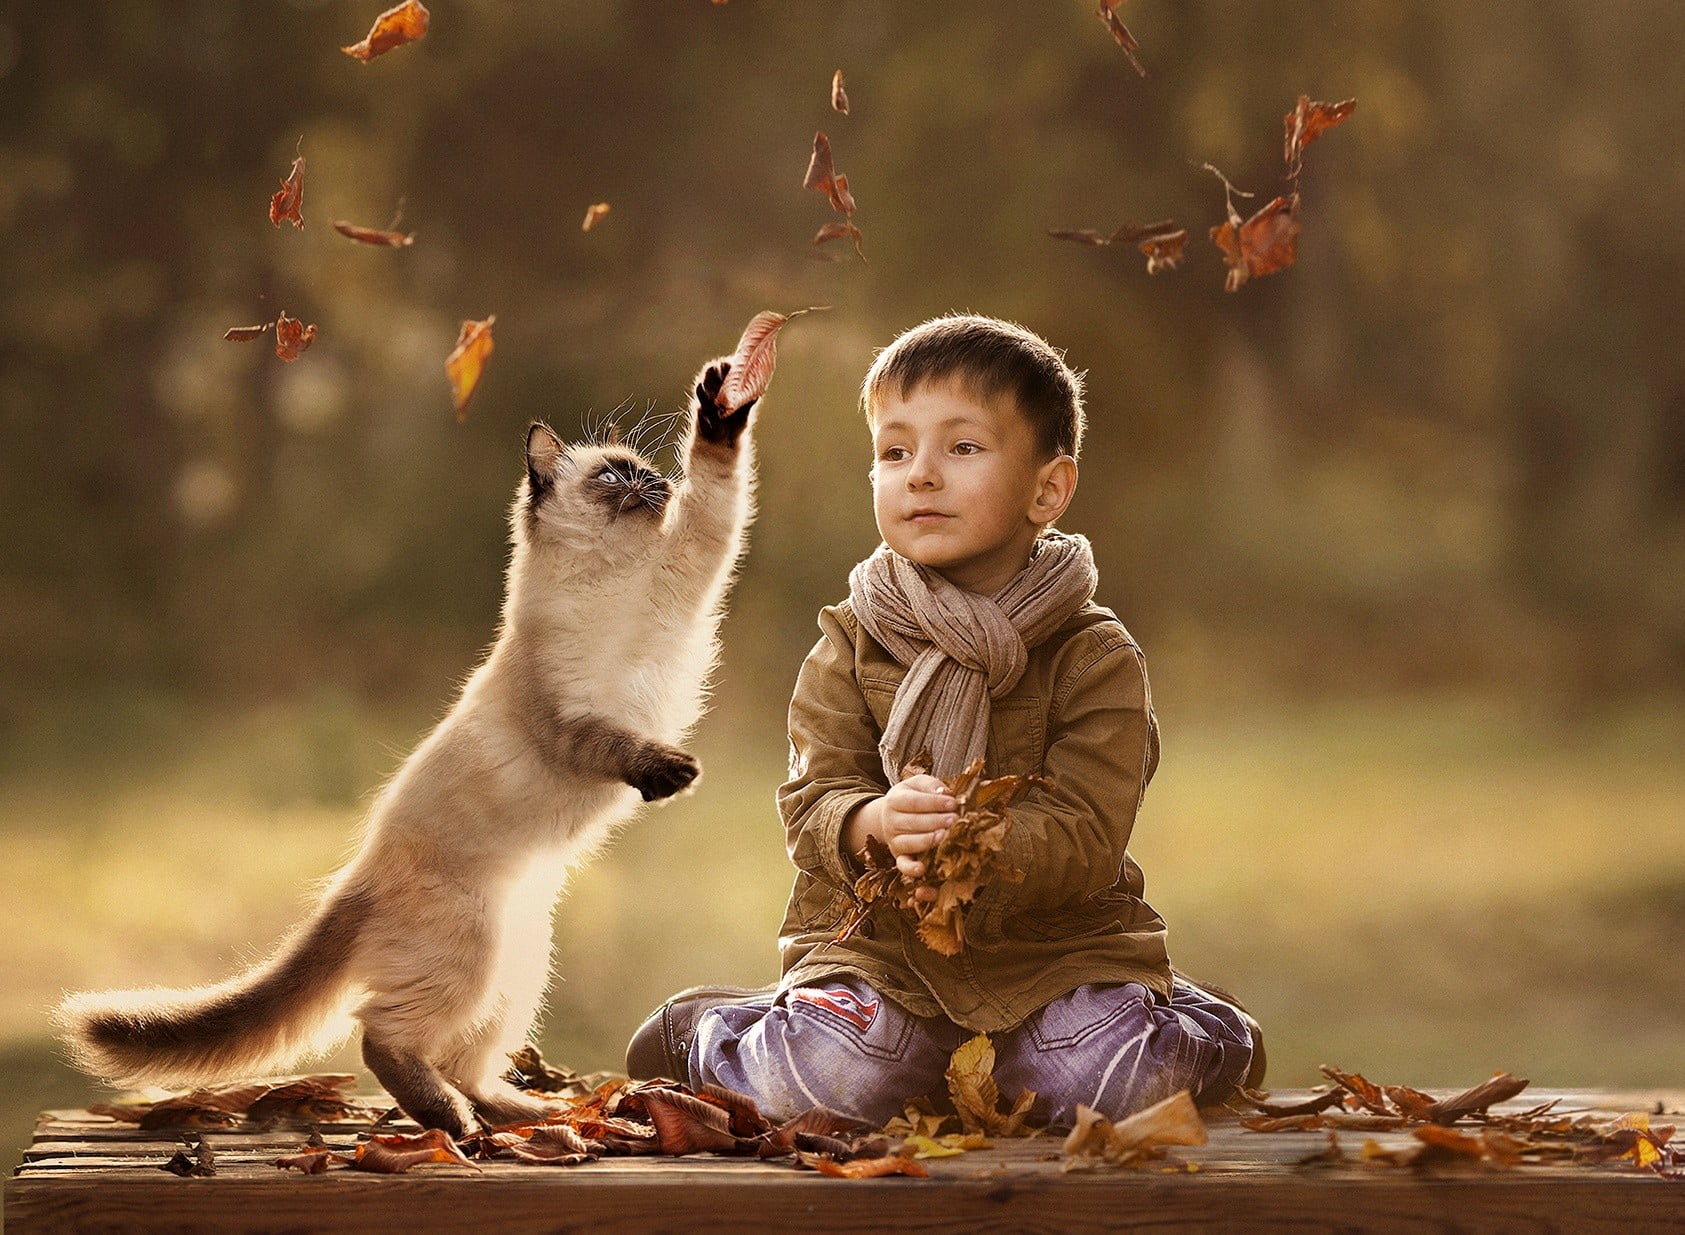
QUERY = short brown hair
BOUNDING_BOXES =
[861,314,1085,459]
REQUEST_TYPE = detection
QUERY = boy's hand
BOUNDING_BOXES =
[693,359,757,449]
[846,775,954,903]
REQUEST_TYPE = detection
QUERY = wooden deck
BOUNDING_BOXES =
[7,1090,1681,1233]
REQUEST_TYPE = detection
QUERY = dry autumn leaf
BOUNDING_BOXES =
[343,0,431,63]
[274,311,317,362]
[445,315,495,420]
[803,132,865,260]
[581,202,611,232]
[1048,220,1185,275]
[714,307,823,414]
[273,1144,339,1174]
[1063,1091,1207,1168]
[795,1151,928,1179]
[831,70,849,115]
[945,1033,1036,1137]
[223,322,273,342]
[1285,95,1357,179]
[1209,191,1299,293]
[1096,0,1147,78]
[333,219,414,247]
[352,1127,478,1174]
[269,150,304,229]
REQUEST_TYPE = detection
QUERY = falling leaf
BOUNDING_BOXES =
[1139,230,1187,274]
[445,315,496,420]
[351,1128,478,1174]
[1096,0,1147,78]
[1210,193,1299,293]
[333,220,414,247]
[1048,219,1184,276]
[802,131,864,256]
[343,0,431,63]
[831,70,849,115]
[581,202,611,232]
[274,311,318,362]
[1284,95,1357,178]
[714,306,824,414]
[223,322,274,342]
[813,220,867,260]
[269,150,304,229]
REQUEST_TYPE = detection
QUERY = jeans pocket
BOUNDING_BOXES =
[786,982,916,1063]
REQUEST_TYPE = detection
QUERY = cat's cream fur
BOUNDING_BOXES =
[56,365,756,1134]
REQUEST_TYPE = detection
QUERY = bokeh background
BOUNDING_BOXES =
[3,0,1682,1171]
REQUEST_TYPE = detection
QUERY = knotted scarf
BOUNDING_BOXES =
[848,531,1098,784]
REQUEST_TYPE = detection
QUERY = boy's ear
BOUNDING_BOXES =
[1030,455,1078,527]
[526,422,566,497]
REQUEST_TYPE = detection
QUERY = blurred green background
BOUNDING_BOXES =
[2,0,1683,1174]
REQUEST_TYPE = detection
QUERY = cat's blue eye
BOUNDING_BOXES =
[598,467,620,483]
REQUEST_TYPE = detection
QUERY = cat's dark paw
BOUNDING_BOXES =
[628,745,701,801]
[694,359,756,449]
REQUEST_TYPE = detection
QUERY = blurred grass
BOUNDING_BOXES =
[4,690,1683,1174]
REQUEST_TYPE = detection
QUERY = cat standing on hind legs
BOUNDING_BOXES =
[56,358,760,1137]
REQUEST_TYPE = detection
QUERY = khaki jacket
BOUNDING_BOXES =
[776,598,1172,1033]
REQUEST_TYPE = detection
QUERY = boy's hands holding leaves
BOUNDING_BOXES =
[844,774,954,904]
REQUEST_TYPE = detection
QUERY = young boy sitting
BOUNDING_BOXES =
[627,314,1261,1126]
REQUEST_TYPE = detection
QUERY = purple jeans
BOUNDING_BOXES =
[690,977,1254,1127]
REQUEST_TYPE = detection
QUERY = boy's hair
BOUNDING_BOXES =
[860,314,1085,460]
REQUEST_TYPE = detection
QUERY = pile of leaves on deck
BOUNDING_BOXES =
[839,757,1045,957]
[1235,1065,1683,1178]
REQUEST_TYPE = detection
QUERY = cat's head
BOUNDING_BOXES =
[516,422,672,550]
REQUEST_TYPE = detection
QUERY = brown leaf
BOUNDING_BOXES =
[160,1146,217,1177]
[273,1144,341,1174]
[831,70,849,115]
[508,1123,600,1166]
[803,132,859,218]
[1210,193,1299,292]
[1063,1092,1206,1168]
[446,315,496,420]
[640,1088,740,1156]
[223,322,273,342]
[333,220,414,247]
[274,311,317,363]
[269,152,304,229]
[1139,229,1187,275]
[504,1044,587,1095]
[1285,95,1357,177]
[1426,1073,1529,1124]
[1234,1088,1346,1118]
[1096,1,1147,78]
[581,202,611,232]
[813,220,866,261]
[246,1076,368,1125]
[343,1,431,63]
[351,1128,478,1174]
[946,1033,1003,1134]
[715,306,823,414]
[699,1084,770,1138]
[1318,1065,1393,1115]
[795,1151,928,1179]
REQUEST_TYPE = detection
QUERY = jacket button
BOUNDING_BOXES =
[856,918,874,940]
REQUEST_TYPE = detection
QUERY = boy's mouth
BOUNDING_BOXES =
[908,509,951,524]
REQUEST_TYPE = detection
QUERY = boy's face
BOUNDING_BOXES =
[870,379,1075,595]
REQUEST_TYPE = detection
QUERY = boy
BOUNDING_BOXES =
[628,314,1260,1126]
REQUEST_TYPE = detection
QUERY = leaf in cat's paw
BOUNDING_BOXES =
[715,307,827,414]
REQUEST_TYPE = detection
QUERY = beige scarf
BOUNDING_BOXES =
[849,531,1098,784]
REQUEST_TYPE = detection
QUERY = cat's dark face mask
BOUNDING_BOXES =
[582,452,672,519]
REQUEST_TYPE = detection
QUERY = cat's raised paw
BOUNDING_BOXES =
[629,745,701,801]
[694,358,756,448]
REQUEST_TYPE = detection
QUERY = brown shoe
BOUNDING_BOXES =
[1172,968,1267,1093]
[624,984,776,1082]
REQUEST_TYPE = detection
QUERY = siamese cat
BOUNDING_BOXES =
[56,360,758,1136]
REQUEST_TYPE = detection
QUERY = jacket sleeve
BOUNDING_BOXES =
[777,605,891,894]
[966,631,1156,943]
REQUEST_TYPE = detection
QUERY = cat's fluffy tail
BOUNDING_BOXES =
[54,884,372,1088]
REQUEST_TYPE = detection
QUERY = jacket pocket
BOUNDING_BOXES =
[986,697,1045,777]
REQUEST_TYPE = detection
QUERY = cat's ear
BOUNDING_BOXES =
[526,422,566,498]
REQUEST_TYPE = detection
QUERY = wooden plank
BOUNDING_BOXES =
[7,1090,1681,1234]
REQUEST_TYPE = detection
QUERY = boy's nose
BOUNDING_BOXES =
[907,453,940,488]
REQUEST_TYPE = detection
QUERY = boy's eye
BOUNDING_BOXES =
[953,442,981,455]
[879,446,909,462]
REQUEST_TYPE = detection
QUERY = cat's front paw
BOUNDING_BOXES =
[628,744,701,801]
[694,359,756,449]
